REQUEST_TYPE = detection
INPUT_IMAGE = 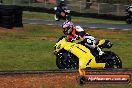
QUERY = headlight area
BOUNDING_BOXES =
[54,45,57,55]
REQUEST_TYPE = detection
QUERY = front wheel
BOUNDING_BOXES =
[54,14,60,21]
[56,51,79,69]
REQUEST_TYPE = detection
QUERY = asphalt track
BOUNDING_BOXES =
[23,19,132,30]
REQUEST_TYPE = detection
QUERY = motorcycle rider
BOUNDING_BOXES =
[62,20,107,76]
[55,0,67,15]
[54,0,71,21]
[62,20,86,42]
[62,20,105,51]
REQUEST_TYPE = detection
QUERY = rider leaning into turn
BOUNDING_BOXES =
[62,20,107,76]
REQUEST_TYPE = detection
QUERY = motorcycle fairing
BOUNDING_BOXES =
[55,38,105,69]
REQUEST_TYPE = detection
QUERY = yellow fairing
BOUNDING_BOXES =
[55,38,105,69]
[55,38,67,53]
[64,41,105,69]
[97,39,105,46]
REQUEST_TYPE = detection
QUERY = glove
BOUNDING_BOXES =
[71,35,80,42]
[107,40,113,48]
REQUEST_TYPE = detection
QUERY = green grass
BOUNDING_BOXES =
[0,24,132,88]
[0,39,56,70]
[23,11,125,24]
[0,24,62,70]
[0,24,132,71]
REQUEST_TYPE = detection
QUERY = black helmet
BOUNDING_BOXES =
[60,0,65,6]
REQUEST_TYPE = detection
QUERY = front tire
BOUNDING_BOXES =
[56,51,78,69]
[54,14,60,21]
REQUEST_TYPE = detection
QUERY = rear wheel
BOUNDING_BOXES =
[100,51,122,69]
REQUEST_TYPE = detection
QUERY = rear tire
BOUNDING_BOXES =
[101,51,122,69]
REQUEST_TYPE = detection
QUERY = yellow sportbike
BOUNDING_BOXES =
[54,36,122,69]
